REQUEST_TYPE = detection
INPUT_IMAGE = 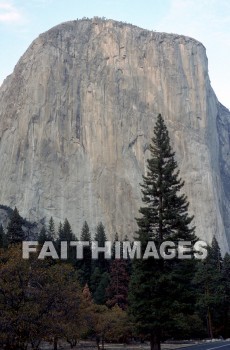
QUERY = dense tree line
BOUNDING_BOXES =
[0,114,229,349]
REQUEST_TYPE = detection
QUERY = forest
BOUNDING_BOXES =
[0,115,229,350]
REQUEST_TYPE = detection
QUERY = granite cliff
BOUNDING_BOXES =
[0,18,229,251]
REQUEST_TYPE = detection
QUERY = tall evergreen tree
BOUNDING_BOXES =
[112,232,119,259]
[90,261,110,304]
[90,267,102,296]
[58,222,63,239]
[6,207,25,244]
[194,237,225,338]
[94,222,107,246]
[78,221,92,285]
[222,253,230,338]
[81,221,91,242]
[47,217,56,241]
[0,224,6,248]
[128,114,197,350]
[61,218,74,241]
[38,226,48,245]
[58,219,76,264]
[94,222,108,273]
[93,272,110,305]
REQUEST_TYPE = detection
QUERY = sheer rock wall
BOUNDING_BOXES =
[0,19,229,251]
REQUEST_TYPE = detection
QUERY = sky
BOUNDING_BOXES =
[0,0,229,109]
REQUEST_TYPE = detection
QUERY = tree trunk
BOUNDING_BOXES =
[223,304,229,338]
[53,337,58,350]
[207,307,213,339]
[96,336,100,350]
[205,278,213,339]
[102,335,105,350]
[150,332,161,350]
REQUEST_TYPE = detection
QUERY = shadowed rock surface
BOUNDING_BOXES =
[0,18,229,251]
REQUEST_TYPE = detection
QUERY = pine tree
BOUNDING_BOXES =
[90,267,110,304]
[90,266,110,305]
[112,232,119,259]
[209,237,222,271]
[38,226,48,245]
[94,222,108,273]
[81,221,91,242]
[78,221,92,285]
[6,207,25,244]
[90,267,102,295]
[0,224,6,248]
[128,114,197,350]
[222,253,230,338]
[62,218,74,241]
[94,222,107,246]
[57,219,74,241]
[47,217,56,241]
[106,259,129,310]
[0,224,3,247]
[136,114,195,245]
[58,219,76,264]
[58,222,63,239]
[194,237,225,338]
[94,272,110,305]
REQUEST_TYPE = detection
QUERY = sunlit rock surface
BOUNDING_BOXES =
[0,18,229,251]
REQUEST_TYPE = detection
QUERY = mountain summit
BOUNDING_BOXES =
[0,18,229,251]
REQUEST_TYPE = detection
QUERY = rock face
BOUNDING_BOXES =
[0,18,229,251]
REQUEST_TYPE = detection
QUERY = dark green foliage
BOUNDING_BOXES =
[128,114,198,350]
[165,258,204,339]
[38,226,48,245]
[94,222,107,246]
[90,267,110,305]
[61,218,74,241]
[57,219,76,264]
[0,225,7,248]
[222,253,230,338]
[0,225,4,247]
[136,114,195,245]
[0,204,13,214]
[112,232,119,259]
[78,221,92,285]
[209,237,222,269]
[47,217,56,241]
[1,198,230,343]
[93,272,110,305]
[6,207,26,244]
[58,222,63,239]
[194,237,225,338]
[81,221,91,242]
[121,235,132,275]
[90,267,109,304]
[94,222,108,273]
[90,267,102,295]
